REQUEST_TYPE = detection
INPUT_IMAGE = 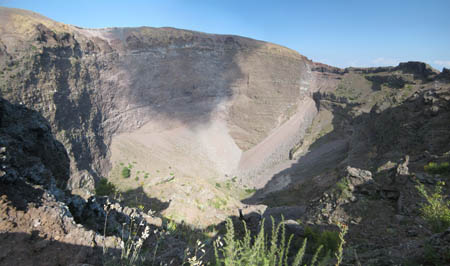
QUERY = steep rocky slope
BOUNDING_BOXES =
[248,62,450,265]
[0,97,199,265]
[0,7,319,225]
[0,7,316,192]
[0,98,118,265]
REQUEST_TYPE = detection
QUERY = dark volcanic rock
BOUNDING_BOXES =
[0,98,168,265]
[395,61,439,80]
[437,67,450,81]
[0,98,69,186]
[0,98,122,266]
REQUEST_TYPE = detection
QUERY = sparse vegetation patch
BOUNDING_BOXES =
[416,181,450,233]
[244,188,256,194]
[424,161,450,175]
[213,218,347,266]
[208,197,227,210]
[333,177,352,201]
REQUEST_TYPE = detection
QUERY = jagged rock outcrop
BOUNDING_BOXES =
[0,98,121,265]
[437,67,450,81]
[0,98,69,186]
[0,97,183,265]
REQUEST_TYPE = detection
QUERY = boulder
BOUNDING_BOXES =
[345,166,373,187]
[282,219,306,237]
[437,68,450,81]
[395,61,439,80]
[67,170,96,200]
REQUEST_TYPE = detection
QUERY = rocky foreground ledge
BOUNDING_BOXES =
[0,98,184,265]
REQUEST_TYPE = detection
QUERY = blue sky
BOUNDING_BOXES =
[2,0,449,70]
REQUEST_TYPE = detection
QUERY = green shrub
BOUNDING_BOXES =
[164,218,178,234]
[334,177,352,200]
[424,162,450,175]
[95,178,116,196]
[245,188,256,194]
[121,167,131,178]
[214,218,345,266]
[335,178,349,192]
[304,226,340,256]
[416,181,450,233]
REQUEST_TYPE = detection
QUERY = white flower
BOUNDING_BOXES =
[136,238,144,248]
[141,226,150,240]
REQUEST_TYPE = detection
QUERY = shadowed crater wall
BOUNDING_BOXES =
[0,7,317,191]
